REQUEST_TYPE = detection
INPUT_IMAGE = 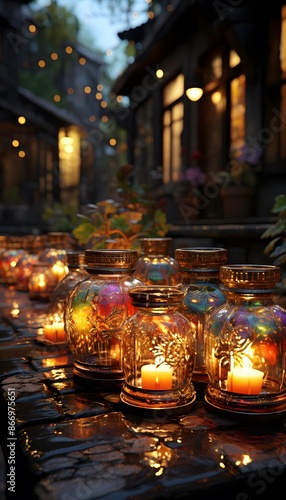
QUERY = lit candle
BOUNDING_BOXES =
[227,367,263,395]
[51,262,67,282]
[43,321,66,343]
[43,324,56,342]
[54,321,66,342]
[141,363,173,390]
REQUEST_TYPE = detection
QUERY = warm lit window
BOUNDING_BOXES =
[162,75,184,184]
[230,74,246,155]
[163,101,184,184]
[229,50,241,68]
[265,4,286,163]
[163,74,184,107]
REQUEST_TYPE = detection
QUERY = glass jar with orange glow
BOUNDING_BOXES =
[133,238,181,285]
[175,247,228,394]
[120,286,196,414]
[205,264,286,419]
[64,249,141,387]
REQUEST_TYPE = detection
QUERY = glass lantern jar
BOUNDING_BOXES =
[0,235,26,284]
[43,252,88,344]
[64,249,141,387]
[133,237,181,285]
[175,247,227,393]
[28,261,58,301]
[120,286,196,414]
[205,264,286,419]
[15,235,46,291]
[48,251,87,320]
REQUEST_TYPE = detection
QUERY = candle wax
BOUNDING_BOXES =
[44,322,66,343]
[227,367,263,395]
[141,364,173,390]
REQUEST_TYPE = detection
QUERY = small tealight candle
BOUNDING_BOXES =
[43,320,66,343]
[227,367,263,395]
[141,363,173,390]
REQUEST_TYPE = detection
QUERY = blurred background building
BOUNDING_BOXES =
[0,0,285,263]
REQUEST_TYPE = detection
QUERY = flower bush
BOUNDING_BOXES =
[226,142,262,187]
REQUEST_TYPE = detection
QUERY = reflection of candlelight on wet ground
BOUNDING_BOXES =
[42,356,69,367]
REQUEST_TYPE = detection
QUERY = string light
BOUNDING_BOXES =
[12,140,19,147]
[18,116,26,125]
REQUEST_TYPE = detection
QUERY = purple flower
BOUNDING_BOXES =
[238,143,262,165]
[179,166,207,187]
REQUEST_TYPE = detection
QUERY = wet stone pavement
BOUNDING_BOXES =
[0,285,286,500]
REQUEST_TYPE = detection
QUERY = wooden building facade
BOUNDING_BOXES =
[112,0,286,233]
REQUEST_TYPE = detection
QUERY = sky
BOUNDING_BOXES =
[73,0,148,51]
[32,0,149,76]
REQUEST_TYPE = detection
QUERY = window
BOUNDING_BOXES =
[162,74,184,184]
[133,98,154,185]
[230,74,246,156]
[265,3,286,163]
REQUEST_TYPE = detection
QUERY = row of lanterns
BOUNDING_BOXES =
[1,234,286,419]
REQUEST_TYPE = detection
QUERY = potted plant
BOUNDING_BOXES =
[72,164,172,251]
[220,142,262,218]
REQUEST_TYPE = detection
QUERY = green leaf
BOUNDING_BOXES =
[72,221,97,245]
[261,219,286,238]
[110,214,132,234]
[268,239,286,258]
[272,194,286,214]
